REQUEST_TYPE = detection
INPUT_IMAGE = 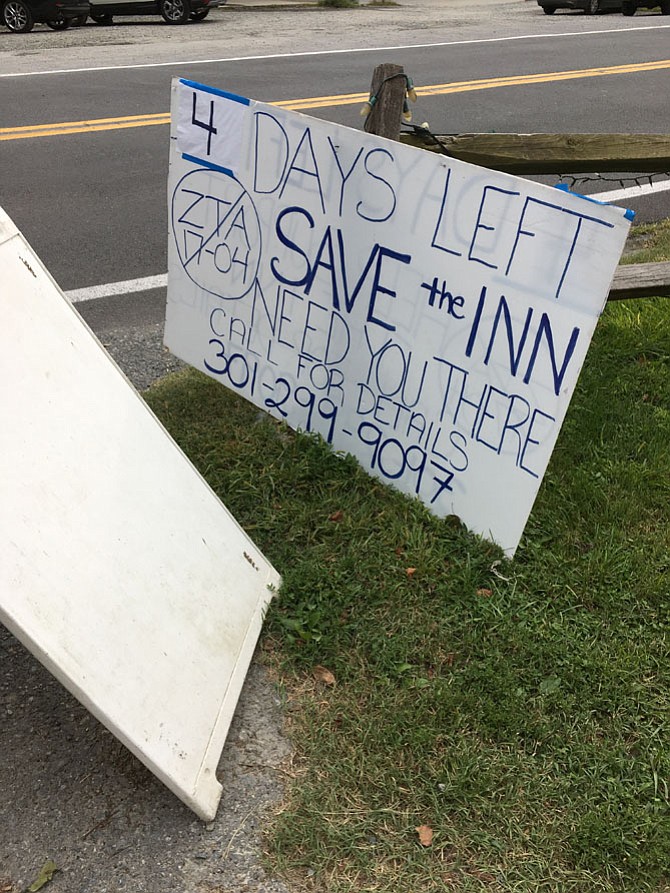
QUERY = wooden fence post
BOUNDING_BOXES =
[364,63,406,141]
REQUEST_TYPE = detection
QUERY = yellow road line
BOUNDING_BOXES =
[417,58,670,96]
[0,113,170,141]
[276,59,670,108]
[1,59,668,142]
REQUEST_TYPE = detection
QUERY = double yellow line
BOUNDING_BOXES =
[0,111,170,141]
[277,59,670,109]
[2,58,669,142]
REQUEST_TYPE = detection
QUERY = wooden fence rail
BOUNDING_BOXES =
[399,131,670,175]
[609,262,670,300]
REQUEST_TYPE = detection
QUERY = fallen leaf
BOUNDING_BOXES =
[0,880,14,893]
[328,510,344,522]
[406,567,417,578]
[27,862,58,893]
[416,824,433,847]
[476,588,492,598]
[312,665,336,686]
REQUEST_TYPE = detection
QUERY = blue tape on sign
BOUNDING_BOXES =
[179,78,250,106]
[181,153,235,177]
[554,183,635,221]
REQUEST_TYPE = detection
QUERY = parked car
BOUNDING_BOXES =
[621,0,670,13]
[83,0,223,24]
[536,0,621,12]
[2,0,88,30]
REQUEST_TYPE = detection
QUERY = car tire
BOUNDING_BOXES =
[2,0,34,31]
[542,5,556,13]
[160,0,190,23]
[190,7,209,18]
[621,0,635,13]
[90,10,113,22]
[585,0,600,12]
[46,15,71,27]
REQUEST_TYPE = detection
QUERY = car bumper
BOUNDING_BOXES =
[32,0,90,16]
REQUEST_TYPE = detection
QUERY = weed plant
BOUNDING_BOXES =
[146,241,670,892]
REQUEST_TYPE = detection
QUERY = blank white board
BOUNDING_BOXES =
[0,205,280,821]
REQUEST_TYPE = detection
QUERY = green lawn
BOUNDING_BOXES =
[146,227,670,893]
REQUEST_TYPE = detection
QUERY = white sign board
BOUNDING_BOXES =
[0,205,280,821]
[165,78,631,555]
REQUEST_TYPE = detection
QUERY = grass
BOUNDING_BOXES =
[621,216,670,265]
[145,226,670,892]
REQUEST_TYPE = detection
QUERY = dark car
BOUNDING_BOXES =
[84,0,224,24]
[622,0,670,13]
[536,0,621,12]
[2,0,88,30]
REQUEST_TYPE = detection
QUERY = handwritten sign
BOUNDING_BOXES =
[165,78,631,555]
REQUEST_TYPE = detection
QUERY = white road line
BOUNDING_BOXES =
[65,273,167,303]
[592,179,670,203]
[1,24,669,78]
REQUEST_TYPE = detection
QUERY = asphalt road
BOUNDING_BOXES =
[1,2,670,301]
[2,3,670,890]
